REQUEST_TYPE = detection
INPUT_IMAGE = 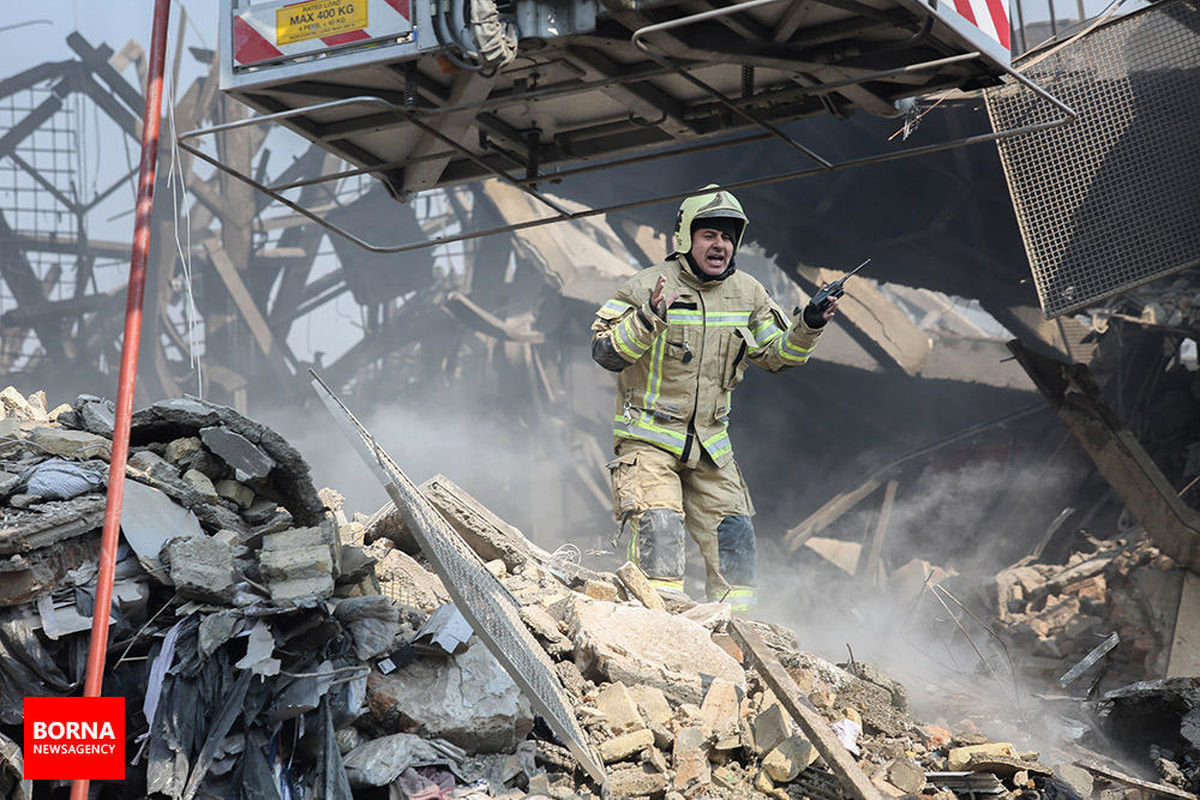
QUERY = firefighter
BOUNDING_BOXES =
[591,185,838,611]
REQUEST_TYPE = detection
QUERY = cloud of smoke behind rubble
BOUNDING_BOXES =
[753,451,1090,760]
[260,396,599,544]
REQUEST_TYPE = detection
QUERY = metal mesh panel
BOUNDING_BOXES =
[985,0,1200,318]
[310,374,606,786]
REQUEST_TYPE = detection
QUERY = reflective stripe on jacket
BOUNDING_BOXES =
[591,258,824,468]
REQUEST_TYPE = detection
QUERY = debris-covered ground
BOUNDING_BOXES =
[0,386,1197,800]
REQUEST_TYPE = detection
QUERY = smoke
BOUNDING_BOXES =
[258,391,612,549]
[754,451,1095,762]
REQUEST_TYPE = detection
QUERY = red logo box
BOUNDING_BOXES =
[24,697,125,780]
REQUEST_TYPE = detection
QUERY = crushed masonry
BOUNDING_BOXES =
[0,384,1198,800]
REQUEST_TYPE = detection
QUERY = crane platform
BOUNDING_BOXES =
[186,0,1069,252]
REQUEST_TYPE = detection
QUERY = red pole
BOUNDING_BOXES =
[71,0,171,796]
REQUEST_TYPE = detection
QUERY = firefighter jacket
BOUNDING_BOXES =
[591,257,825,468]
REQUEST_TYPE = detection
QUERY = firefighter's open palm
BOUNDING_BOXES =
[650,275,681,320]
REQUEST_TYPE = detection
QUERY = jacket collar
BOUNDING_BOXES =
[673,256,731,290]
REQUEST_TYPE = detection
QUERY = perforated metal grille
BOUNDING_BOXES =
[985,0,1200,318]
[311,375,606,786]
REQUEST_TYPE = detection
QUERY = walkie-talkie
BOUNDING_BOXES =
[809,258,871,311]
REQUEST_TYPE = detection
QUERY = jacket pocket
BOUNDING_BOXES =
[722,330,750,389]
[605,453,640,521]
[664,326,691,361]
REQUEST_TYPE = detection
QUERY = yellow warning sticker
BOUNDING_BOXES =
[276,0,368,45]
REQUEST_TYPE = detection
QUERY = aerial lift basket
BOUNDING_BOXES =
[183,0,1075,254]
[985,0,1200,319]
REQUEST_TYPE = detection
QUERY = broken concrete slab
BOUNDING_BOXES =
[672,726,711,789]
[366,635,533,752]
[375,549,450,611]
[267,575,334,605]
[419,474,533,571]
[0,387,34,421]
[121,479,204,583]
[200,426,276,480]
[606,764,668,798]
[947,742,1016,771]
[599,729,654,764]
[260,525,340,581]
[681,602,732,631]
[0,494,107,557]
[700,677,742,749]
[215,479,254,509]
[596,682,645,735]
[753,703,791,756]
[519,604,573,657]
[181,469,220,503]
[567,598,745,706]
[627,684,672,729]
[762,735,817,783]
[584,579,619,602]
[76,396,115,438]
[259,540,335,583]
[161,535,236,603]
[616,561,666,612]
[885,758,926,793]
[29,427,111,462]
[164,436,202,464]
[730,620,881,800]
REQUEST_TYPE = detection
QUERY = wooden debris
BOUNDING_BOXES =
[1077,760,1199,800]
[730,619,883,800]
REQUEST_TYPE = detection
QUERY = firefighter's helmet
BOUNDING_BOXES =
[669,184,749,258]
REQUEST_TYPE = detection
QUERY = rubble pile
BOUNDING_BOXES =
[995,535,1183,687]
[0,386,1197,800]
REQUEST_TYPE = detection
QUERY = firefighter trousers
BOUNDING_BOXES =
[607,439,757,609]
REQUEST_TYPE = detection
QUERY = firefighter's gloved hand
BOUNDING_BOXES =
[803,300,829,328]
[649,275,680,322]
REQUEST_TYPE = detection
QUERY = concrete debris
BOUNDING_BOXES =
[160,535,237,603]
[567,597,746,705]
[366,635,534,752]
[121,479,204,582]
[752,702,791,756]
[700,677,743,749]
[598,729,654,763]
[199,425,277,480]
[29,426,112,461]
[595,681,645,735]
[996,534,1184,688]
[375,546,451,610]
[762,735,817,783]
[1,381,1195,800]
[672,725,711,788]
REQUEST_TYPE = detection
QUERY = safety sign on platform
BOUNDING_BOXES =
[276,0,368,45]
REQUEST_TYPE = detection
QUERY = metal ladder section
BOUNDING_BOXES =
[309,369,608,788]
